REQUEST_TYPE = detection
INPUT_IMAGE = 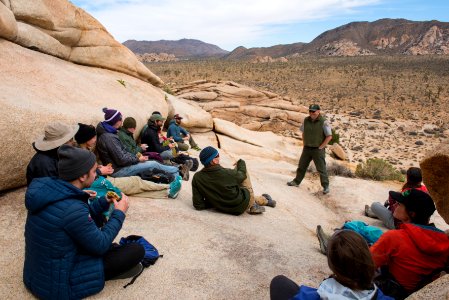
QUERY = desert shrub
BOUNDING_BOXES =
[355,158,404,181]
[329,128,340,145]
[327,162,354,178]
[163,85,174,95]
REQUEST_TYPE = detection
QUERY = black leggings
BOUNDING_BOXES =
[103,243,145,280]
[270,275,300,300]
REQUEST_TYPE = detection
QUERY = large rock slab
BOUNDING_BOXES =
[0,2,17,40]
[406,275,449,299]
[165,94,213,132]
[7,0,163,87]
[0,39,167,191]
[420,142,449,224]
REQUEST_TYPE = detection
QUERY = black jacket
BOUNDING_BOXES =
[26,143,59,186]
[96,122,139,170]
[141,123,170,154]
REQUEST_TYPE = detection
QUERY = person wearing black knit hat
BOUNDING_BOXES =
[75,123,97,150]
[23,145,145,300]
[191,146,276,215]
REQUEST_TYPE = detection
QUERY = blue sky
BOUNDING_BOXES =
[71,0,449,51]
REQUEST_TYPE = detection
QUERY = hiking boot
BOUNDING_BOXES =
[364,204,378,218]
[316,225,328,255]
[323,187,330,194]
[262,193,276,208]
[168,176,182,199]
[111,262,143,280]
[180,160,193,181]
[248,203,265,214]
[287,180,299,187]
[192,146,201,151]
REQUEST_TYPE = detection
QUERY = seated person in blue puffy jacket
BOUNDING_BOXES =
[270,230,393,300]
[23,145,144,299]
[166,113,201,151]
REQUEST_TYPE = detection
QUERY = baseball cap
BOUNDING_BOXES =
[174,114,183,119]
[309,104,321,111]
[389,189,435,220]
[150,114,166,122]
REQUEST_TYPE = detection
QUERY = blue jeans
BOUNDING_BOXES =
[112,161,179,178]
[160,150,174,160]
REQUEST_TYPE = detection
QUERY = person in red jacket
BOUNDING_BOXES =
[370,189,449,299]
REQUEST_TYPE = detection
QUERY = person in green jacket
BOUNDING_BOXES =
[191,146,276,215]
[117,117,148,155]
[287,104,332,194]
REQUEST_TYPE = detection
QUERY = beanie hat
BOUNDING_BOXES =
[75,123,96,144]
[58,145,97,181]
[123,117,137,129]
[199,146,219,166]
[103,107,122,125]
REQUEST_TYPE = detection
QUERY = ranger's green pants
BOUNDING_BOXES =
[293,147,329,188]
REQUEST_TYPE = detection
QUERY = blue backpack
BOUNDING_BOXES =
[119,235,162,288]
[342,221,384,245]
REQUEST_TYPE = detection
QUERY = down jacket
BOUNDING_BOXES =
[96,122,139,171]
[23,177,125,299]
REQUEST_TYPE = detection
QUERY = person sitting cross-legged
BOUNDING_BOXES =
[117,117,148,156]
[23,145,145,299]
[191,146,276,215]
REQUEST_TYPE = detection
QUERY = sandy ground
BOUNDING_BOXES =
[0,145,446,300]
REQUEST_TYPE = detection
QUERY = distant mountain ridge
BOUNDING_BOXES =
[123,38,228,59]
[124,19,449,60]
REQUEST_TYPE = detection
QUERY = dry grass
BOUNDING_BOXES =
[146,55,449,126]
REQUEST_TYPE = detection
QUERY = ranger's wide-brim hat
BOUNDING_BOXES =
[34,122,79,151]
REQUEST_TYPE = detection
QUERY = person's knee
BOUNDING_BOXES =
[270,275,290,287]
[127,243,145,263]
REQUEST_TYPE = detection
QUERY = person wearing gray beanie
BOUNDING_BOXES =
[24,145,145,300]
[58,145,97,181]
[192,147,277,215]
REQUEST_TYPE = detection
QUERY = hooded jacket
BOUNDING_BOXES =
[96,122,139,171]
[23,177,125,300]
[167,119,189,143]
[292,278,392,300]
[141,122,170,154]
[26,143,59,185]
[117,127,143,155]
[370,223,449,292]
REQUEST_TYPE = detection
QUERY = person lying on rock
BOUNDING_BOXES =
[191,146,276,215]
[76,123,182,199]
[167,113,201,151]
[364,167,428,229]
[270,230,393,300]
[23,145,145,299]
[317,189,449,299]
[95,107,184,179]
[26,121,78,185]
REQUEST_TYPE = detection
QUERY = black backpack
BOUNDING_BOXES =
[172,154,199,172]
[137,168,175,184]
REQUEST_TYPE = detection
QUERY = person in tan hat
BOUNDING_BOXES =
[26,121,79,185]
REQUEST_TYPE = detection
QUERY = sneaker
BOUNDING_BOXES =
[287,180,299,187]
[323,187,330,194]
[316,225,328,255]
[111,262,143,280]
[180,160,193,181]
[262,193,276,208]
[364,204,378,218]
[248,203,265,214]
[192,146,202,151]
[168,176,182,199]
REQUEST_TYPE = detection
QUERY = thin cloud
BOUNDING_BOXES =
[72,0,382,50]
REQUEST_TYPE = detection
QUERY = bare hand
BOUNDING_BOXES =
[140,144,148,151]
[139,155,148,162]
[112,193,129,213]
[99,165,114,175]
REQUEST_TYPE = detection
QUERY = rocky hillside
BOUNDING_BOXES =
[221,19,449,59]
[123,38,229,59]
[136,52,179,62]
